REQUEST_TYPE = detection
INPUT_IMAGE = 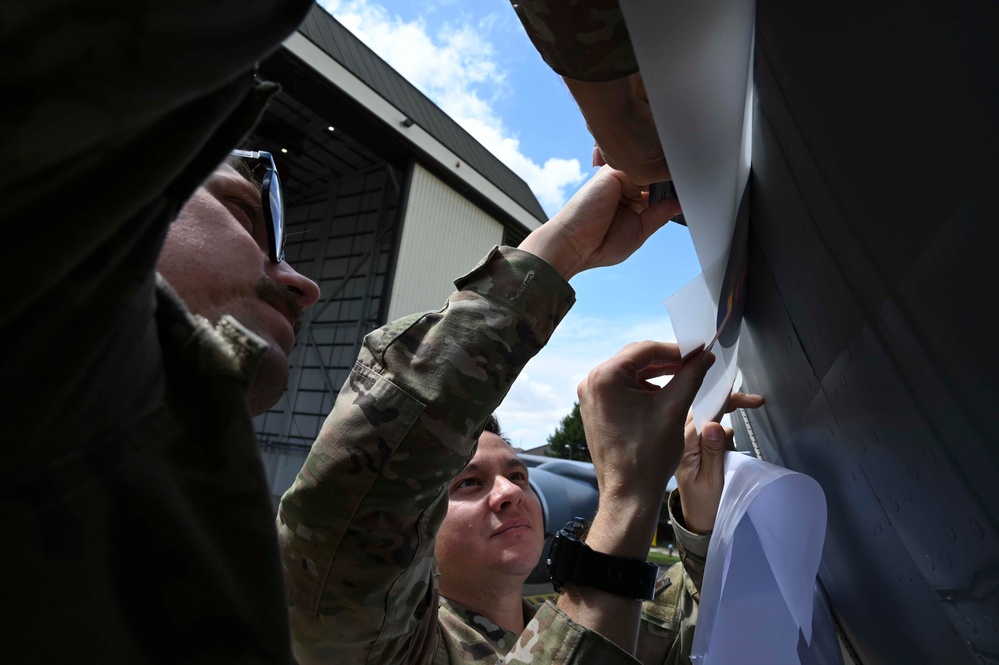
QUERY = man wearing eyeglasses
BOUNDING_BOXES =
[2,2,321,662]
[158,151,319,414]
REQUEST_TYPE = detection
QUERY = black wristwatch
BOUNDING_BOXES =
[546,517,659,601]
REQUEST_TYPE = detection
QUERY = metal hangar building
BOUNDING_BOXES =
[244,6,548,505]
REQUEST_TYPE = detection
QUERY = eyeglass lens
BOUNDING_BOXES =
[267,165,285,263]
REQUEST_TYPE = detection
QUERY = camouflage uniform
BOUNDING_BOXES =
[434,489,708,665]
[1,1,312,662]
[635,491,709,665]
[435,489,708,665]
[280,246,637,663]
[279,246,709,664]
[509,0,638,81]
[437,597,538,661]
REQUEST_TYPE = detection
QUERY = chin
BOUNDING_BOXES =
[502,548,544,575]
[505,558,541,579]
[247,349,291,416]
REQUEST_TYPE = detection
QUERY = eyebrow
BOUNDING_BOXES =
[218,171,262,199]
[213,173,266,225]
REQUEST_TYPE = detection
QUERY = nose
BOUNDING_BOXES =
[269,260,321,310]
[488,477,523,513]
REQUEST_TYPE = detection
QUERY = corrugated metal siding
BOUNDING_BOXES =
[255,165,400,453]
[297,5,548,223]
[387,164,503,321]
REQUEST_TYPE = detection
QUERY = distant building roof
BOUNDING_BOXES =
[296,6,549,224]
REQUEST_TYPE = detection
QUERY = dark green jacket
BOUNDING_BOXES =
[1,1,312,662]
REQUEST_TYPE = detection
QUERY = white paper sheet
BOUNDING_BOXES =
[619,0,756,432]
[691,452,829,665]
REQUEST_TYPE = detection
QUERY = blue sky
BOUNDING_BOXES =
[318,0,703,448]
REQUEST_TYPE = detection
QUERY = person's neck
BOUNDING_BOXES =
[442,576,528,635]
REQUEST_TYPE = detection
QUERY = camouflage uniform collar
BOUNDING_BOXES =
[439,596,536,656]
[155,274,268,386]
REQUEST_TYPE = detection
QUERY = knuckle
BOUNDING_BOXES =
[586,362,616,387]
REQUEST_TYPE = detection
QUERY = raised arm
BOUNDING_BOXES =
[278,166,678,664]
[554,341,713,653]
[509,0,669,185]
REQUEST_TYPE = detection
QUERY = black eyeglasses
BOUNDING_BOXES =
[230,149,285,263]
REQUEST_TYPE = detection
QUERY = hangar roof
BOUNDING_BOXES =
[294,6,549,225]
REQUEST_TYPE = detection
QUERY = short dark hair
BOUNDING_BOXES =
[480,413,513,447]
[483,413,501,436]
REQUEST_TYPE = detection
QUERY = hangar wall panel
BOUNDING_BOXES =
[255,165,400,455]
[387,163,504,321]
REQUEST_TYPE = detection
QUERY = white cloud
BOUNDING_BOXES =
[496,312,678,450]
[317,0,586,213]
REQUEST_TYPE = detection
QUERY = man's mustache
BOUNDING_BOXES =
[255,277,305,335]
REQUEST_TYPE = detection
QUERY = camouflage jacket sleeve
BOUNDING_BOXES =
[505,601,643,665]
[509,0,639,82]
[278,246,576,665]
[667,490,710,598]
[633,490,709,665]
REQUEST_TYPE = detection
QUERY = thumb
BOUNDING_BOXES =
[697,422,725,486]
[697,422,726,486]
[699,422,728,477]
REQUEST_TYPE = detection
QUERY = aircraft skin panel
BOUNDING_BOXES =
[741,1,999,661]
[740,240,982,663]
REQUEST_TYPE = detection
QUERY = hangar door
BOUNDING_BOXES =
[386,163,505,322]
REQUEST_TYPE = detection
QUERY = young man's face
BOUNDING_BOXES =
[157,163,320,415]
[435,433,545,593]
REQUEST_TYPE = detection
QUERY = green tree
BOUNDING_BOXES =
[546,402,590,462]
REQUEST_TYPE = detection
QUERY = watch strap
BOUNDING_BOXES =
[571,543,659,600]
[548,518,659,600]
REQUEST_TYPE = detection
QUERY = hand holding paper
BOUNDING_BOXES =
[578,340,714,514]
[677,392,765,534]
[561,341,713,652]
[518,165,679,280]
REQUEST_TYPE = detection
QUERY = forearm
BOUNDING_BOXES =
[555,497,662,653]
[557,581,643,654]
[509,0,638,82]
[633,495,708,665]
[562,74,667,186]
[279,246,575,664]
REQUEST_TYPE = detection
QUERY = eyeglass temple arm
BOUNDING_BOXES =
[230,149,265,160]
